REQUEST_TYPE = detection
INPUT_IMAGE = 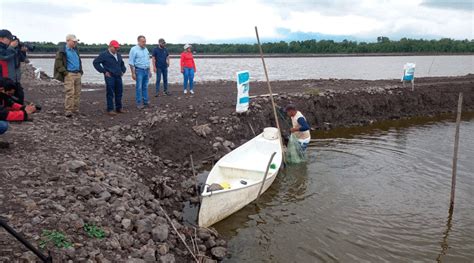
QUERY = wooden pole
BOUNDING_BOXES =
[257,152,277,200]
[255,26,286,164]
[449,92,463,214]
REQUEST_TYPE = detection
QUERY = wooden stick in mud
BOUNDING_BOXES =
[158,206,199,263]
[449,92,463,214]
[255,26,286,164]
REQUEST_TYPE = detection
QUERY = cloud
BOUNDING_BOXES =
[0,0,471,44]
[421,0,473,11]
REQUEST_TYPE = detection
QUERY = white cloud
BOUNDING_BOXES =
[0,0,472,43]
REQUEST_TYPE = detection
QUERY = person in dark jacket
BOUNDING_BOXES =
[152,38,170,96]
[0,29,18,82]
[93,40,127,116]
[53,34,83,117]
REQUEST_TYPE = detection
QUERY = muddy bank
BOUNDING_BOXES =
[0,63,473,262]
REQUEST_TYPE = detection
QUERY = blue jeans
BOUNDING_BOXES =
[156,67,168,93]
[105,75,123,112]
[0,121,8,135]
[183,67,194,91]
[135,68,149,106]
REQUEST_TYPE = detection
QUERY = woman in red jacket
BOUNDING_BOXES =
[180,44,196,95]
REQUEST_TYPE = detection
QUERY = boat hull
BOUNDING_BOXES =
[198,171,278,228]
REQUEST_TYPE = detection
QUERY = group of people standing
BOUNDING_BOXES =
[54,34,197,116]
[0,29,40,148]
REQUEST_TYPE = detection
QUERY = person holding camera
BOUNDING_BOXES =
[10,35,30,105]
[0,78,36,149]
[54,34,83,117]
[0,77,37,121]
[93,40,127,116]
[0,29,19,85]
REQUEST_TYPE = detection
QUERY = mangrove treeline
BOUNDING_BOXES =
[27,37,473,54]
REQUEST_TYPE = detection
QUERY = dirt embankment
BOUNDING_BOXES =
[0,63,473,262]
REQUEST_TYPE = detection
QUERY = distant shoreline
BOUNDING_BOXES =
[28,52,474,59]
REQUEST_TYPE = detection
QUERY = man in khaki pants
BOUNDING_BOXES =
[54,34,83,117]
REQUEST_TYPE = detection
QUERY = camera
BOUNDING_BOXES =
[11,35,35,52]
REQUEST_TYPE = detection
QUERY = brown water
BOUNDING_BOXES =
[212,114,474,262]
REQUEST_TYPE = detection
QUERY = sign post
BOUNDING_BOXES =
[236,70,250,113]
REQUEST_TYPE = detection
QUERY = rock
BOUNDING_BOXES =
[126,259,146,263]
[210,246,227,260]
[152,224,169,242]
[159,254,175,263]
[203,258,217,263]
[122,218,132,230]
[192,124,212,137]
[142,248,156,262]
[125,135,136,142]
[205,239,216,249]
[207,183,223,192]
[119,233,134,249]
[212,142,221,148]
[197,229,211,240]
[64,160,87,172]
[20,251,37,262]
[214,137,224,142]
[223,140,235,148]
[157,243,169,255]
[136,218,153,234]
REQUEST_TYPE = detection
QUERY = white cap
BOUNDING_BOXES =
[183,43,192,50]
[66,34,78,42]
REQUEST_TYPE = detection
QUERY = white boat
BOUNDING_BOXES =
[198,127,283,227]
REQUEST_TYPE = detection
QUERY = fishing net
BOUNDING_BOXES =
[286,134,306,164]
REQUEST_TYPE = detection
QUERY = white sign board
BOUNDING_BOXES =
[236,70,250,113]
[402,63,416,81]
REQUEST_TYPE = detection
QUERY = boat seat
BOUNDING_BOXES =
[218,160,271,173]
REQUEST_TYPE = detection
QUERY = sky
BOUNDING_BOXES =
[0,0,472,44]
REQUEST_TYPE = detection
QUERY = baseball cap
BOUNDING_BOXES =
[109,40,120,48]
[0,29,13,40]
[159,38,166,44]
[66,34,79,42]
[183,43,192,50]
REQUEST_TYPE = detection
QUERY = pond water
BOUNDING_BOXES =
[29,55,473,84]
[197,114,474,262]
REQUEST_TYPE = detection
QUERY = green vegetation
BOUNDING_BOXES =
[83,223,105,239]
[27,37,473,54]
[39,230,72,249]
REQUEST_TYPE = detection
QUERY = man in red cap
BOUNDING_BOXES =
[93,40,127,116]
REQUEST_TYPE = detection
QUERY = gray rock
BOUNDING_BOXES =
[142,248,156,262]
[159,254,175,263]
[152,224,169,242]
[192,124,212,137]
[211,246,227,260]
[223,140,235,148]
[119,233,134,249]
[157,243,169,255]
[126,259,146,263]
[64,160,87,172]
[136,218,153,234]
[125,135,136,142]
[205,239,216,249]
[122,218,132,230]
[197,229,211,240]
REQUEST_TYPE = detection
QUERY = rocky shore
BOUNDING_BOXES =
[0,63,473,262]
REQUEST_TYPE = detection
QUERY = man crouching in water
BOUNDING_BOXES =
[285,104,311,151]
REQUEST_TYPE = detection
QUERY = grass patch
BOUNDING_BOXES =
[83,223,105,239]
[39,230,72,249]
